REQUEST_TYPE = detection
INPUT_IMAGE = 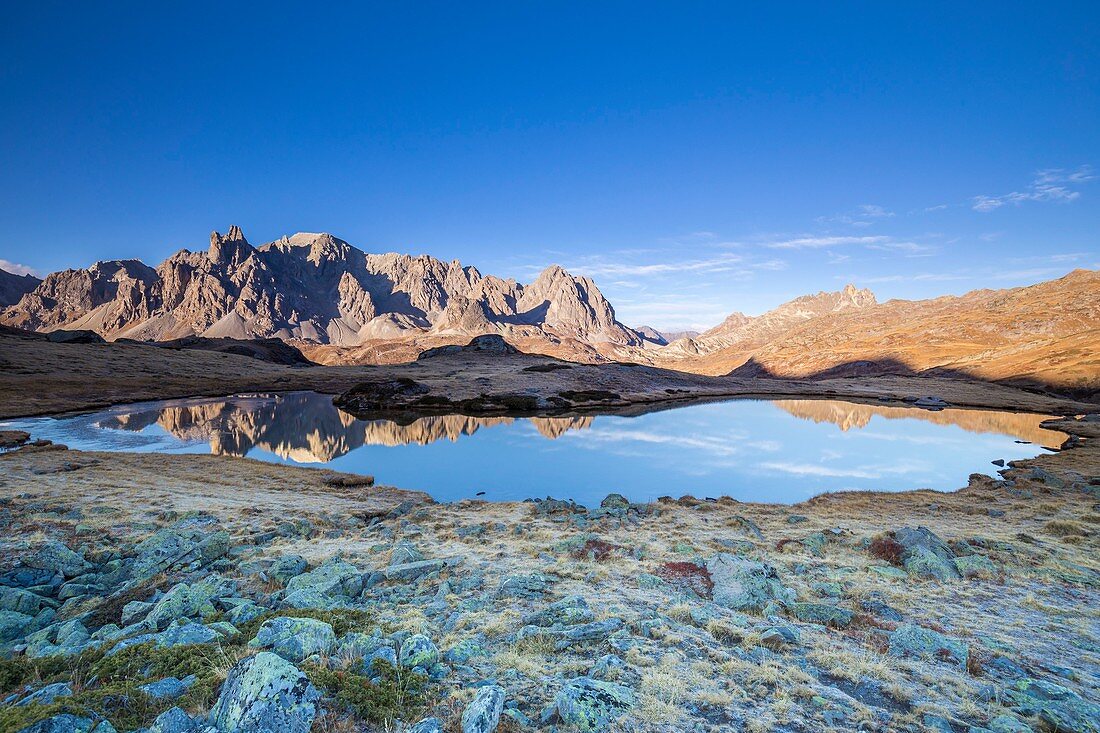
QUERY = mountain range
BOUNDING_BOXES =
[2,225,1097,393]
[1,226,642,363]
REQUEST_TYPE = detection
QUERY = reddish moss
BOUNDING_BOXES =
[655,561,714,598]
[571,539,623,562]
[868,535,905,566]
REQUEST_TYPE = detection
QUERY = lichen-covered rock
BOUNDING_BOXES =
[462,684,505,733]
[269,555,308,584]
[521,595,594,627]
[399,633,439,668]
[790,602,854,628]
[282,558,363,609]
[226,600,266,626]
[0,586,54,615]
[140,674,197,700]
[145,706,198,733]
[1004,678,1100,733]
[706,554,793,612]
[555,677,636,732]
[131,516,229,580]
[954,554,998,579]
[518,618,624,651]
[209,652,320,733]
[15,681,73,706]
[381,559,445,582]
[15,714,97,733]
[109,620,222,655]
[146,575,232,630]
[0,608,35,643]
[249,616,336,662]
[888,623,968,668]
[894,527,961,581]
[25,540,88,579]
[600,493,630,511]
[496,573,553,598]
[409,718,443,733]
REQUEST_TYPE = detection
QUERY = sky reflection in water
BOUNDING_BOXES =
[0,392,1064,505]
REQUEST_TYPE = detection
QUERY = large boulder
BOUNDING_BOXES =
[555,677,636,732]
[282,558,363,609]
[1004,678,1100,733]
[15,714,104,733]
[461,685,506,733]
[145,575,233,630]
[0,609,36,644]
[0,586,55,615]
[521,596,595,627]
[209,652,321,733]
[249,617,336,663]
[131,517,229,581]
[894,527,961,581]
[706,554,793,612]
[25,540,89,579]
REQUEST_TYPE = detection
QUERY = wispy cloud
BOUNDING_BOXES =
[549,252,787,279]
[972,165,1095,212]
[766,235,891,250]
[759,462,881,479]
[859,204,895,218]
[0,259,40,277]
[817,204,895,227]
[833,272,972,284]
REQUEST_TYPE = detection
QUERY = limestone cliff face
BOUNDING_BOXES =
[1,226,643,350]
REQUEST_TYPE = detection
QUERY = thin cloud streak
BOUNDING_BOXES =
[972,165,1095,212]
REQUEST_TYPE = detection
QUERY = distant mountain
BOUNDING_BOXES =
[0,268,41,307]
[1,226,643,359]
[633,325,701,346]
[633,270,1100,394]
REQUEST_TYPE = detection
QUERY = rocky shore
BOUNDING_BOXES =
[1,413,1098,732]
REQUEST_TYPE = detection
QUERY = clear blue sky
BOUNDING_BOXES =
[1,2,1097,330]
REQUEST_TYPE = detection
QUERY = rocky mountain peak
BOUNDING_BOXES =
[208,225,254,267]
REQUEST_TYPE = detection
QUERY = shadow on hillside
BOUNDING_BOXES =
[726,356,1098,402]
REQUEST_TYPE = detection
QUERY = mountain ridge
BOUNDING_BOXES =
[1,226,643,354]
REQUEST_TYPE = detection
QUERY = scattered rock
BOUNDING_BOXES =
[250,616,337,662]
[462,684,506,733]
[555,677,636,732]
[208,652,321,733]
[706,554,793,612]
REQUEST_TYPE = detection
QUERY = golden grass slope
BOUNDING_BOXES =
[674,269,1100,392]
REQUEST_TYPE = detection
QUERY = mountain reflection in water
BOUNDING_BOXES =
[1,392,1065,504]
[96,392,594,462]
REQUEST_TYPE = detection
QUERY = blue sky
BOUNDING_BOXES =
[1,2,1097,330]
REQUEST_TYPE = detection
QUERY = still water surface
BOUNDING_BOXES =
[1,392,1064,505]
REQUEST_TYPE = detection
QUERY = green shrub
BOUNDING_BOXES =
[305,659,432,726]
